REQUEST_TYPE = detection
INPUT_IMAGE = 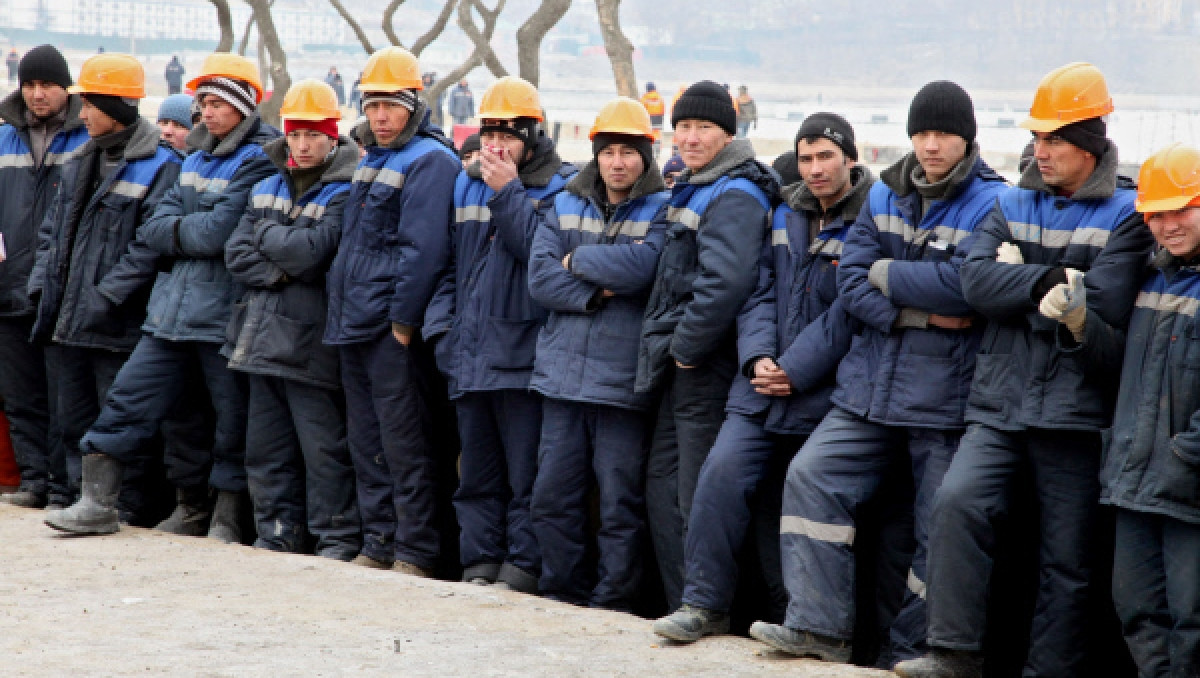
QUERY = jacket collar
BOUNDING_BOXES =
[783,164,873,222]
[262,134,360,193]
[1018,138,1119,202]
[681,138,757,186]
[0,90,85,135]
[353,100,428,151]
[464,135,566,188]
[74,117,162,163]
[186,112,263,157]
[565,158,666,205]
[880,142,980,201]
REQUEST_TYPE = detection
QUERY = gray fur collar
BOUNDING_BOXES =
[353,100,427,151]
[783,164,873,220]
[0,90,85,134]
[187,113,263,156]
[263,135,361,184]
[1018,139,1118,201]
[880,142,980,200]
[682,139,757,185]
[566,158,666,204]
[74,117,161,163]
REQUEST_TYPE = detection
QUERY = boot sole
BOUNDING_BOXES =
[44,518,119,535]
[748,623,851,663]
[652,619,729,643]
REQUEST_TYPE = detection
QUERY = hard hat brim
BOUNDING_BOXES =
[282,112,343,122]
[358,83,423,93]
[187,75,265,104]
[1019,116,1066,133]
[1136,194,1195,215]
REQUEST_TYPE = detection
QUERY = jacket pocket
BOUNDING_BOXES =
[485,317,540,370]
[226,301,248,346]
[144,272,172,328]
[76,285,125,337]
[965,352,1012,420]
[254,312,316,369]
[180,280,236,334]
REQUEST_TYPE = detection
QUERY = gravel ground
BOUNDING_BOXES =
[0,503,889,678]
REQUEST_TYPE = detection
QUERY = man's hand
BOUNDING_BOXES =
[561,253,572,270]
[479,145,519,192]
[392,322,413,347]
[1038,268,1087,341]
[996,242,1023,265]
[751,357,792,396]
[927,314,974,330]
[675,360,695,369]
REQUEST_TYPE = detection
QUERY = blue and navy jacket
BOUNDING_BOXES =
[961,141,1154,432]
[100,114,280,344]
[835,147,1007,429]
[0,91,89,317]
[528,161,669,411]
[225,137,359,390]
[424,136,575,398]
[730,168,873,436]
[636,139,779,393]
[323,103,461,345]
[29,119,181,351]
[1102,252,1200,524]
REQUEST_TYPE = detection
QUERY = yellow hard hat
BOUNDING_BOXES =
[186,52,264,103]
[1021,62,1113,133]
[589,96,654,141]
[359,46,422,93]
[280,79,342,121]
[68,53,145,98]
[1136,143,1200,215]
[478,76,542,121]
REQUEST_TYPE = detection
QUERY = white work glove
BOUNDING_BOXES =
[996,242,1023,265]
[1037,268,1087,342]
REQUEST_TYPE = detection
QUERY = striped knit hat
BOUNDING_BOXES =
[194,76,257,118]
[362,89,418,112]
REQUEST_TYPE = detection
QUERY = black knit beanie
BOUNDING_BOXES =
[907,80,976,142]
[83,94,140,127]
[592,132,655,172]
[1053,117,1108,158]
[795,112,858,161]
[671,80,736,135]
[458,133,480,160]
[18,44,72,89]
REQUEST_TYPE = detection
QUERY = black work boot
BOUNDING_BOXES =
[894,648,984,678]
[206,490,244,544]
[155,486,212,536]
[748,621,852,663]
[44,454,121,535]
[1,489,47,509]
[652,604,730,643]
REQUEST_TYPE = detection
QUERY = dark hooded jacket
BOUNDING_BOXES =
[29,118,181,350]
[225,136,359,389]
[636,139,780,393]
[0,91,89,317]
[528,159,670,410]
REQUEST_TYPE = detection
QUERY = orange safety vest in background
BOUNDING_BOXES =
[641,91,665,119]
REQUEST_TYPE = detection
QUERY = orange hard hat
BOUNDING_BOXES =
[1021,62,1113,133]
[186,52,264,103]
[68,53,145,98]
[280,79,342,121]
[1136,143,1200,215]
[589,96,653,141]
[359,46,422,93]
[478,76,543,122]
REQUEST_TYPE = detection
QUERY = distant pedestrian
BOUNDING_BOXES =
[422,72,445,129]
[325,67,345,107]
[736,85,757,138]
[164,55,185,95]
[349,74,361,112]
[5,48,18,86]
[448,79,473,126]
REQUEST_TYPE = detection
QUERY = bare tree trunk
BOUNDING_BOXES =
[458,0,508,78]
[595,0,637,98]
[257,33,267,88]
[329,0,375,54]
[245,0,290,127]
[411,0,459,56]
[207,0,235,52]
[515,0,570,87]
[425,0,505,110]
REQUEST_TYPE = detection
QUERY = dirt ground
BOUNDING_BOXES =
[0,503,888,678]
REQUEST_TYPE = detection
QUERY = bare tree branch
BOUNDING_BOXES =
[329,0,376,54]
[411,0,459,56]
[596,0,637,98]
[425,0,505,109]
[245,0,290,127]
[458,0,508,78]
[382,0,407,48]
[207,0,235,52]
[237,13,256,56]
[515,0,570,87]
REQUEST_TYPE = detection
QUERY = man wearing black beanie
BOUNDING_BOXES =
[750,82,1007,668]
[0,43,88,511]
[637,79,780,613]
[898,63,1155,678]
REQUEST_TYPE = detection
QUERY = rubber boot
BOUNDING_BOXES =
[206,490,245,543]
[44,454,121,535]
[155,486,212,536]
[894,649,984,678]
